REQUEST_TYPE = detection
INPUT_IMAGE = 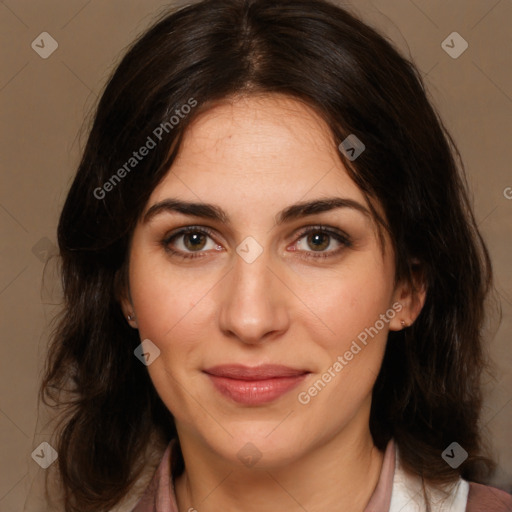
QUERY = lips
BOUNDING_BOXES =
[203,364,310,405]
[204,364,309,380]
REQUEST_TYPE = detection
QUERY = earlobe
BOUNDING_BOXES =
[120,297,138,328]
[125,311,138,328]
[119,296,138,328]
[389,263,427,331]
[115,266,138,328]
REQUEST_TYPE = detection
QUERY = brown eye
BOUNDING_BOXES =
[292,226,352,260]
[162,226,223,260]
[306,232,330,251]
[183,232,208,251]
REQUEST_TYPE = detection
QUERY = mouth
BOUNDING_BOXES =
[203,364,311,405]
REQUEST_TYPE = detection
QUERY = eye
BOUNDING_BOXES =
[291,225,352,259]
[162,224,352,261]
[162,226,222,259]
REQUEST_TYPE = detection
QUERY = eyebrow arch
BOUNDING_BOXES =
[142,197,371,225]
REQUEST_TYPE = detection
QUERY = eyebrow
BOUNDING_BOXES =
[142,196,371,225]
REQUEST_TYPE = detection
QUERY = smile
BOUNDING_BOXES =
[203,365,310,405]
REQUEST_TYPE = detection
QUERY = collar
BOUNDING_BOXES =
[132,438,468,512]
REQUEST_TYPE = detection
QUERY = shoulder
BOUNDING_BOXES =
[465,481,512,512]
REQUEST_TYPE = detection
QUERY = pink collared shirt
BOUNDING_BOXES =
[131,438,512,512]
[132,439,395,512]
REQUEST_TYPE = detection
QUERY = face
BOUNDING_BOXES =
[122,94,412,468]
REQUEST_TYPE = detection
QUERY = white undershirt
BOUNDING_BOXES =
[390,444,469,511]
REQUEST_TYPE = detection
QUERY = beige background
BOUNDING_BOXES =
[0,0,511,510]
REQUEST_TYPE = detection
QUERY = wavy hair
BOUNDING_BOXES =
[41,0,494,510]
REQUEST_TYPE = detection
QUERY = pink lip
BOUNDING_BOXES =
[203,365,310,405]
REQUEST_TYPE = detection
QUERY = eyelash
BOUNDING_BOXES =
[162,225,352,261]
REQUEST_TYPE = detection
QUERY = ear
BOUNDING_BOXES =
[389,259,427,331]
[115,265,138,329]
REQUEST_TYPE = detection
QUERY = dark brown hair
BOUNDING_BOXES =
[42,0,494,510]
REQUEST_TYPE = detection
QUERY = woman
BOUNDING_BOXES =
[40,0,512,511]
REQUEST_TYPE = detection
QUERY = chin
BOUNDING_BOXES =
[205,422,308,469]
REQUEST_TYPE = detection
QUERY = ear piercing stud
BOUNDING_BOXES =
[400,320,407,328]
[127,314,134,321]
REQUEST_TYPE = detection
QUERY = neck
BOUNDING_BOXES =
[174,422,384,512]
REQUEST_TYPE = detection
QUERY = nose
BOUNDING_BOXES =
[218,247,290,345]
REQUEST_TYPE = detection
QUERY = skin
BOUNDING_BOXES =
[121,94,425,512]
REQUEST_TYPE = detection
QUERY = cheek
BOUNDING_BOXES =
[296,273,392,422]
[308,259,394,353]
[129,250,211,341]
[128,251,210,422]
[127,248,220,399]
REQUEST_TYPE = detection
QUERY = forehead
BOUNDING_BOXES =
[147,94,367,214]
